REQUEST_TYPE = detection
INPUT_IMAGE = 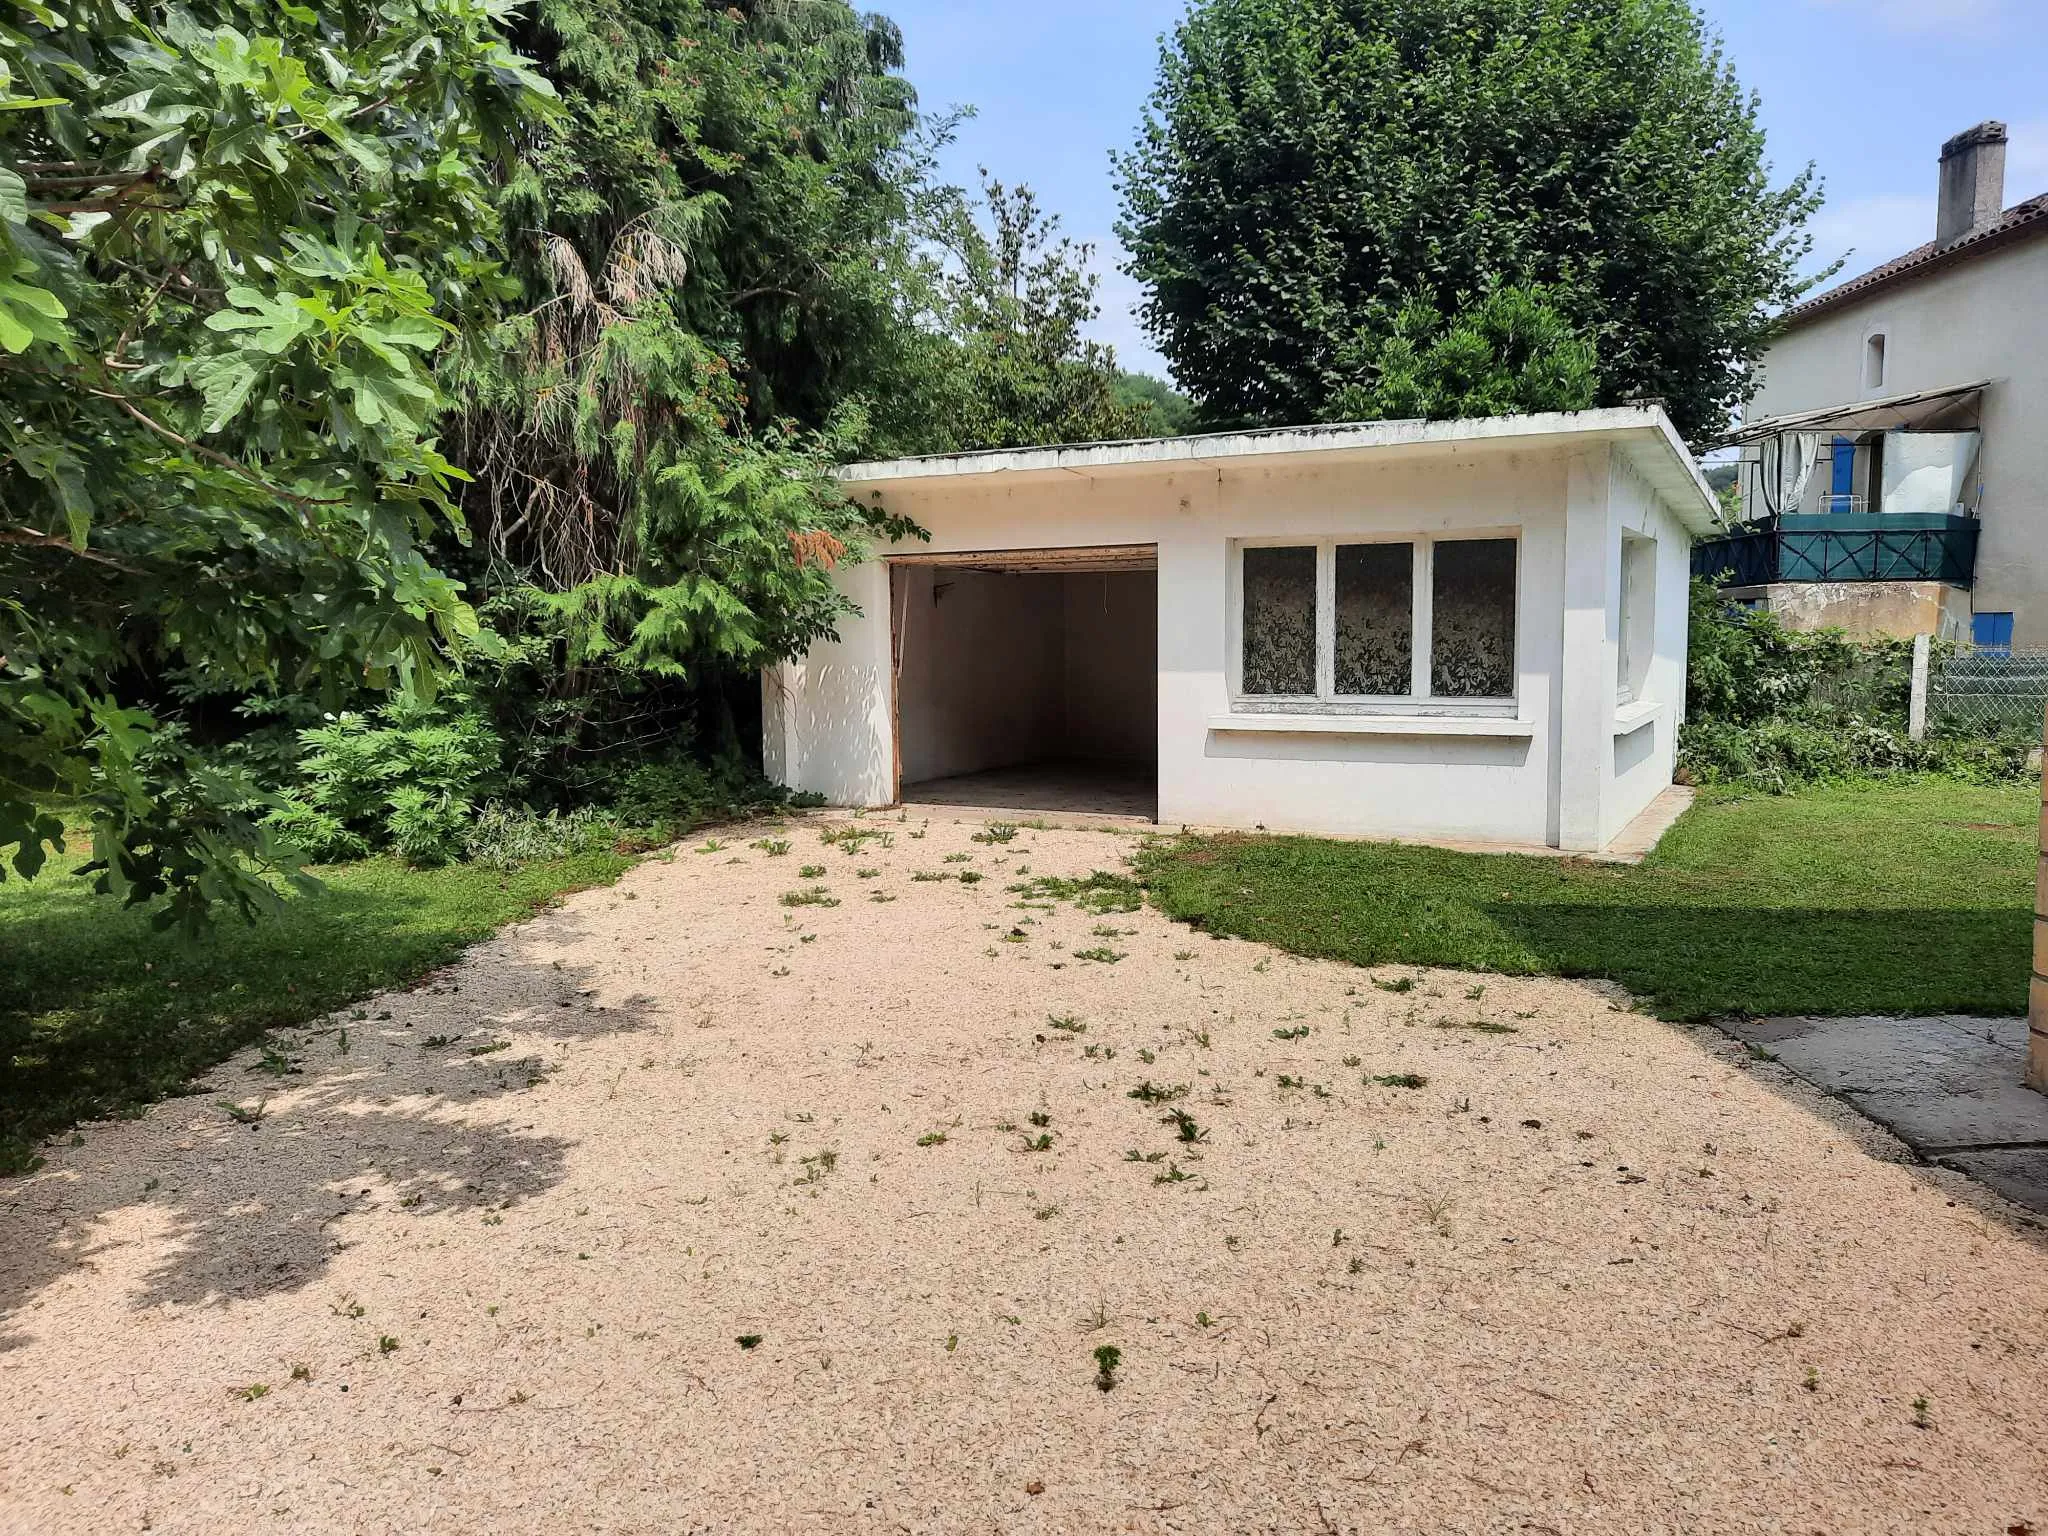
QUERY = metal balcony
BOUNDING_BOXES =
[1692,512,1979,588]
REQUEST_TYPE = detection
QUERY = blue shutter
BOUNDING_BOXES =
[1972,612,2015,653]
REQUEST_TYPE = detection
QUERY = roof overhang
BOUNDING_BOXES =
[838,406,1722,536]
[1722,381,1991,446]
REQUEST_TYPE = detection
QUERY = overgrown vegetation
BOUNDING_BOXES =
[1679,580,2037,793]
[2,0,1161,925]
[1138,778,2037,1020]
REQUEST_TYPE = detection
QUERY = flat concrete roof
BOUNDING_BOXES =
[837,406,1721,534]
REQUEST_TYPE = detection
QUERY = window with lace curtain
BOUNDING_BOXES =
[1233,535,1518,708]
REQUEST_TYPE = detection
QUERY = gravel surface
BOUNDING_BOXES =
[4,815,2047,1535]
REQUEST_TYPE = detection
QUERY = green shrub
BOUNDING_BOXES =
[464,804,621,869]
[265,699,504,866]
[604,757,820,840]
[1680,579,2033,793]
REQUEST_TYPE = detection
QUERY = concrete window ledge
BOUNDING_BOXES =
[1208,713,1536,738]
[1613,700,1661,736]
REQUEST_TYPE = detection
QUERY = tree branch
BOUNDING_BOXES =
[82,387,347,512]
[0,528,140,572]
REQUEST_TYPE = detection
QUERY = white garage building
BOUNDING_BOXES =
[763,407,1714,854]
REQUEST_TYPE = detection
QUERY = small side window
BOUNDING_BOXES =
[1863,333,1887,393]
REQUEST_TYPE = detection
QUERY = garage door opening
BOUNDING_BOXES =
[891,546,1157,821]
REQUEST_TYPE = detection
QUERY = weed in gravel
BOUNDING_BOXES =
[1434,1020,1517,1035]
[781,886,839,908]
[378,1335,400,1354]
[1127,1080,1187,1104]
[737,1334,763,1350]
[219,1099,266,1126]
[1372,977,1415,993]
[1124,1149,1166,1163]
[1804,1366,1820,1393]
[796,1149,839,1185]
[857,868,880,879]
[1369,1073,1429,1089]
[1342,1055,1362,1068]
[1137,1047,1155,1064]
[870,893,897,903]
[1022,1132,1054,1152]
[231,1383,269,1401]
[252,1044,302,1077]
[1046,1014,1085,1035]
[1028,1110,1052,1128]
[468,1040,509,1056]
[1348,1255,1366,1274]
[1093,1344,1121,1391]
[974,823,1019,844]
[1033,1203,1060,1220]
[1272,1024,1309,1040]
[1465,984,1487,1000]
[944,852,973,864]
[1083,1043,1117,1059]
[422,1034,457,1049]
[1163,1107,1208,1143]
[798,864,827,878]
[918,1132,948,1147]
[1912,1395,1932,1429]
[1153,1162,1194,1185]
[290,1363,312,1382]
[696,839,726,854]
[958,871,984,885]
[1074,946,1124,963]
[1174,950,1196,961]
[1276,1074,1306,1089]
[912,870,951,883]
[753,839,791,856]
[1007,872,1142,914]
[1417,1190,1454,1234]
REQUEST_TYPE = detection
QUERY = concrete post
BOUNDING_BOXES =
[2030,699,2048,1093]
[1556,448,1615,853]
[1908,633,1931,742]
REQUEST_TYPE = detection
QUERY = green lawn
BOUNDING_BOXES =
[1136,778,2039,1022]
[0,846,635,1173]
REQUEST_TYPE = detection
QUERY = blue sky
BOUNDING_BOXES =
[879,0,2048,381]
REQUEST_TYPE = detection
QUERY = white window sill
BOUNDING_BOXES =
[1614,700,1661,735]
[1209,713,1536,738]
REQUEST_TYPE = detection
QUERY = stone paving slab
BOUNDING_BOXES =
[1722,1013,2048,1214]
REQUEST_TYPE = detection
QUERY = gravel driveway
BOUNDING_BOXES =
[4,815,2047,1534]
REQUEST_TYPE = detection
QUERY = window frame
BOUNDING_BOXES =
[1229,532,1521,716]
[1616,532,1657,708]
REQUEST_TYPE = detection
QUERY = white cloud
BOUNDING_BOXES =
[1804,193,1935,281]
[1806,0,2012,34]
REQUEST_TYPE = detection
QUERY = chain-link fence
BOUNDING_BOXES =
[1926,646,2048,737]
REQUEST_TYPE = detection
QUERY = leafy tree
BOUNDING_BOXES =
[1115,0,1824,444]
[1112,370,1196,437]
[0,0,552,922]
[439,0,939,796]
[1326,281,1596,422]
[910,174,1150,452]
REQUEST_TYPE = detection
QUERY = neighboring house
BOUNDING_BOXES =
[1701,121,2048,646]
[763,407,1714,855]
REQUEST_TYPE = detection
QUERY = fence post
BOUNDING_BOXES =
[2032,697,2048,1093]
[1908,632,1931,742]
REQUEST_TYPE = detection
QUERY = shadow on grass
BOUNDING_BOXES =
[0,895,656,1347]
[0,849,632,1171]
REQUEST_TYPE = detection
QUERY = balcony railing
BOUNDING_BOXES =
[1692,512,1979,588]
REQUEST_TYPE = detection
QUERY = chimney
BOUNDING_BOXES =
[1937,121,2007,246]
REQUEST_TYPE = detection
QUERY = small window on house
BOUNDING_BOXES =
[1617,534,1657,705]
[1430,539,1517,698]
[1864,333,1887,393]
[1235,536,1517,707]
[1240,545,1318,695]
[1972,611,2015,654]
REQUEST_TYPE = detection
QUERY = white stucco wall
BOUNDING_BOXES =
[767,424,1702,851]
[1751,238,2048,643]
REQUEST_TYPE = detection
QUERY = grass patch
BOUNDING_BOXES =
[0,845,634,1173]
[1135,779,2036,1019]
